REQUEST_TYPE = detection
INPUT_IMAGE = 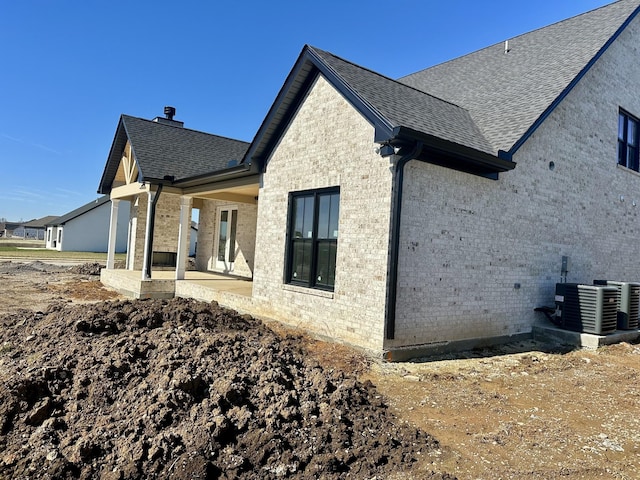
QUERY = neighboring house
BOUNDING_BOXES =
[99,0,640,359]
[0,222,22,238]
[13,216,57,240]
[46,196,129,252]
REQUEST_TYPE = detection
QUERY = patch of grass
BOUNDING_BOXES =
[0,247,125,261]
[0,239,45,248]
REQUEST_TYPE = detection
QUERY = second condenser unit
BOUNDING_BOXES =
[555,283,618,335]
[594,280,640,330]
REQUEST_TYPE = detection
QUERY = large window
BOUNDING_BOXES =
[618,110,639,171]
[286,187,340,290]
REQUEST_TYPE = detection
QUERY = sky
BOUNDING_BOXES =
[0,0,613,221]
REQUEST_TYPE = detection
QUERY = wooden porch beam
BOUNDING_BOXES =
[110,182,182,199]
[181,174,260,195]
[110,182,149,199]
[200,192,257,204]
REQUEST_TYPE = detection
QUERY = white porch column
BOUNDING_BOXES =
[141,190,156,281]
[106,199,120,269]
[175,196,192,280]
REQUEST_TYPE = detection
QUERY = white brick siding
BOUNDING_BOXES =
[389,15,640,349]
[251,75,394,352]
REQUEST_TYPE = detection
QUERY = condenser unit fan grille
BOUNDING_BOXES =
[594,280,640,330]
[555,284,618,334]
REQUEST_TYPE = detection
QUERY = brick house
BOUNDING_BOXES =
[99,0,640,358]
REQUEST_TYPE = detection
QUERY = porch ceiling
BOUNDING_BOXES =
[183,173,260,205]
[192,184,259,204]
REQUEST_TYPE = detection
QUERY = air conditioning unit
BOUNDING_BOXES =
[594,280,640,330]
[555,283,618,334]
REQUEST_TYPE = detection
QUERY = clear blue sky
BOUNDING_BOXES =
[0,0,611,221]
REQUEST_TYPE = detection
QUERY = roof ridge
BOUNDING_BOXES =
[121,114,250,145]
[308,46,470,112]
[400,0,640,80]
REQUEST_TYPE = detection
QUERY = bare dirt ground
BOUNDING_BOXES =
[1,260,639,479]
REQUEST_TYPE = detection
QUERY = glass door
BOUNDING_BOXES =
[215,206,238,272]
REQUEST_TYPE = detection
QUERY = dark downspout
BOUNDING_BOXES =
[386,141,423,340]
[143,184,163,280]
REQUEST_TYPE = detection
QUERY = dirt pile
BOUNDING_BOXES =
[67,263,104,275]
[0,298,452,479]
[0,260,66,274]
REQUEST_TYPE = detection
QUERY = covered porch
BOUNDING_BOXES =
[101,268,256,313]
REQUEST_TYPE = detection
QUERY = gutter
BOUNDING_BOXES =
[143,184,163,280]
[171,163,254,189]
[385,141,423,340]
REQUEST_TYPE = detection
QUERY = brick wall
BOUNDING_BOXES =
[389,15,640,349]
[251,75,394,352]
[129,192,190,270]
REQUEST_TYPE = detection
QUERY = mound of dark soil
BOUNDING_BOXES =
[0,298,453,479]
[67,262,104,276]
[0,261,66,275]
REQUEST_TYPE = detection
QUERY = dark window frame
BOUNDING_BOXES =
[618,109,639,172]
[285,187,340,291]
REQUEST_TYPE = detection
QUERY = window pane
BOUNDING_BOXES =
[228,210,238,262]
[293,195,315,239]
[619,114,626,141]
[293,197,304,238]
[630,146,639,171]
[217,211,228,261]
[629,118,638,147]
[317,194,331,239]
[291,240,311,283]
[329,194,339,239]
[302,196,314,239]
[316,240,337,288]
[318,193,339,240]
[619,140,627,166]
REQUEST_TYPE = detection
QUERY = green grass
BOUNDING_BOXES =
[0,246,126,261]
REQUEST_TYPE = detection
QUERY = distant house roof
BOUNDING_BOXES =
[47,196,110,226]
[399,0,640,156]
[1,222,22,231]
[22,216,58,228]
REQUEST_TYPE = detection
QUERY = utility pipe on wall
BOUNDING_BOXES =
[141,184,163,281]
[385,141,423,340]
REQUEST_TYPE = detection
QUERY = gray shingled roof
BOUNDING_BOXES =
[245,45,511,176]
[22,216,58,228]
[99,115,249,194]
[47,196,110,226]
[309,47,495,155]
[399,0,640,155]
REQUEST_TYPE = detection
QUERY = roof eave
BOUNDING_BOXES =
[171,163,255,189]
[393,126,516,176]
[98,116,134,195]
